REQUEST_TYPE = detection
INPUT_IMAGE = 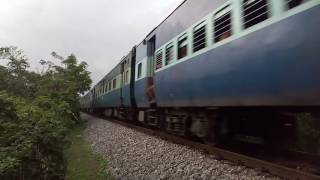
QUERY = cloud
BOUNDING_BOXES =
[0,0,184,84]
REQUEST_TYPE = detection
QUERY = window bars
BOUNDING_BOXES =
[165,44,174,65]
[242,0,270,29]
[193,22,207,52]
[214,6,232,42]
[155,51,163,70]
[178,35,188,59]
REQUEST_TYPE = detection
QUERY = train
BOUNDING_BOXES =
[80,0,320,146]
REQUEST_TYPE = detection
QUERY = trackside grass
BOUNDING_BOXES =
[64,123,112,180]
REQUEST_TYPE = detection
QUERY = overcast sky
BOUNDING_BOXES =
[0,0,184,85]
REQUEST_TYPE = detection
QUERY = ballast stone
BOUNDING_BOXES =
[82,113,280,180]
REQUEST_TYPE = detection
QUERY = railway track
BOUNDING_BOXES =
[90,113,320,180]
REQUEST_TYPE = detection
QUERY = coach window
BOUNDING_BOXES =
[193,21,207,53]
[214,6,232,43]
[242,0,269,29]
[122,72,126,84]
[112,79,116,89]
[137,63,142,79]
[125,70,129,84]
[286,0,306,9]
[108,81,111,91]
[165,44,174,65]
[178,35,188,59]
[155,50,163,70]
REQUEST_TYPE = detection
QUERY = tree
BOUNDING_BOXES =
[37,53,92,118]
[0,47,92,179]
[0,65,9,91]
[0,47,38,99]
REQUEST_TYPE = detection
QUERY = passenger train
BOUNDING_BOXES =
[80,0,320,145]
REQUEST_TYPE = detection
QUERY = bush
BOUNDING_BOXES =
[0,47,92,179]
[294,113,320,154]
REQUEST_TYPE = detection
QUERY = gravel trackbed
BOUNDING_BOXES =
[82,113,280,180]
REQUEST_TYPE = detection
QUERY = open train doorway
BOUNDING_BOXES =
[146,36,156,106]
[120,59,125,106]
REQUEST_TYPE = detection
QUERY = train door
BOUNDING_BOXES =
[130,47,137,108]
[146,36,157,105]
[90,89,94,113]
[120,61,125,106]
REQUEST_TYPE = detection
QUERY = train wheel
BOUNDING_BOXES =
[214,113,234,146]
[189,112,213,143]
[164,110,188,136]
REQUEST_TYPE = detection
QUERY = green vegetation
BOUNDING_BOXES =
[64,123,111,180]
[294,113,320,154]
[0,47,92,179]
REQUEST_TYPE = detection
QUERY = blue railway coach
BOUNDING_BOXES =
[81,0,320,145]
